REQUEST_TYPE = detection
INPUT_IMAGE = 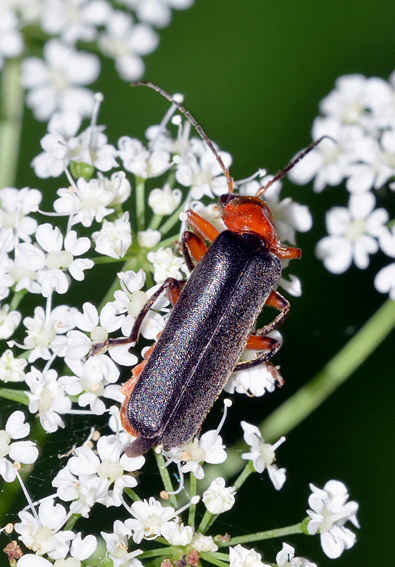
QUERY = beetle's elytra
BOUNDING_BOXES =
[92,83,324,457]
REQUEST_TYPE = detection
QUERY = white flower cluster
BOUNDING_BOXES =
[289,73,395,296]
[1,0,195,120]
[0,80,359,566]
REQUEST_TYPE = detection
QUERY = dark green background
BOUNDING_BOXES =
[11,1,395,566]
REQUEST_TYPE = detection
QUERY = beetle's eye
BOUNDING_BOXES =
[219,193,236,209]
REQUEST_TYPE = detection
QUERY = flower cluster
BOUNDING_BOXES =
[1,0,195,121]
[289,73,395,297]
[0,67,360,566]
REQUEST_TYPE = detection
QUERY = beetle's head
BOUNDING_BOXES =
[221,194,301,260]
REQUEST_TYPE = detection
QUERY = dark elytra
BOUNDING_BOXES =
[126,230,281,453]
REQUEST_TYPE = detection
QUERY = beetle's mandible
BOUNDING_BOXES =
[92,83,326,457]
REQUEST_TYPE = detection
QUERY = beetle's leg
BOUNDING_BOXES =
[182,230,208,272]
[231,291,288,374]
[166,279,184,306]
[271,244,302,260]
[90,278,181,356]
[233,336,282,372]
[184,209,220,243]
[255,290,290,336]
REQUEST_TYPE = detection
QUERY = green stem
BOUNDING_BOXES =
[136,177,145,233]
[149,213,163,230]
[0,58,24,188]
[139,547,180,559]
[188,472,197,526]
[199,552,230,567]
[202,298,395,487]
[154,450,179,509]
[197,508,214,534]
[64,513,81,531]
[261,297,395,442]
[124,487,142,502]
[159,202,186,236]
[215,522,303,547]
[0,388,29,405]
[232,461,254,492]
[153,235,178,250]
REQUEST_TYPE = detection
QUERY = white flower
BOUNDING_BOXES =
[16,224,94,297]
[110,270,167,340]
[22,304,75,362]
[93,212,132,259]
[147,247,187,283]
[54,177,115,227]
[225,356,277,397]
[101,520,143,567]
[101,171,132,205]
[320,74,395,132]
[0,349,27,383]
[307,480,359,559]
[71,125,118,171]
[315,192,388,273]
[191,533,218,552]
[241,421,286,490]
[175,146,232,199]
[161,521,194,546]
[163,429,227,480]
[0,9,24,70]
[374,262,395,299]
[118,136,171,178]
[229,544,270,567]
[53,465,109,517]
[133,0,195,29]
[125,497,176,543]
[69,532,97,561]
[25,367,72,433]
[21,39,100,121]
[148,183,182,215]
[99,10,159,81]
[66,301,137,368]
[40,0,112,44]
[202,477,236,514]
[67,434,145,507]
[31,110,82,178]
[0,304,21,339]
[0,187,42,244]
[345,130,395,192]
[276,543,317,567]
[320,74,368,125]
[0,411,38,482]
[287,117,351,193]
[14,499,74,560]
[137,229,161,248]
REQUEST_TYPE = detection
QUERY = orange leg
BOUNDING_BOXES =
[255,290,290,335]
[182,231,208,272]
[185,209,219,243]
[271,243,302,260]
[232,290,289,379]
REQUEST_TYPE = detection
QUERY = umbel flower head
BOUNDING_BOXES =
[0,39,366,565]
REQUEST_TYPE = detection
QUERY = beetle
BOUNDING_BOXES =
[92,83,325,457]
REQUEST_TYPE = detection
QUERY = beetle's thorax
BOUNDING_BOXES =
[222,196,278,248]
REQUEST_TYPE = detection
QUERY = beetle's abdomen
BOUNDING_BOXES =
[126,230,281,447]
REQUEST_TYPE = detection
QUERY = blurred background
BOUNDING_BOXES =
[11,1,395,566]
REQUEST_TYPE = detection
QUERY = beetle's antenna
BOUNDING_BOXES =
[255,135,336,197]
[132,81,235,194]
